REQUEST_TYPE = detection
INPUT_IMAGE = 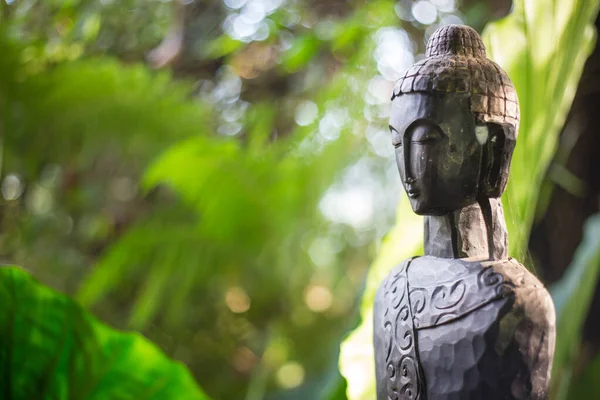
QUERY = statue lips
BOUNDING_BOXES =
[406,186,420,198]
[405,177,420,198]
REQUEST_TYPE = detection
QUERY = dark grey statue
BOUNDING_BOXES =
[373,25,556,399]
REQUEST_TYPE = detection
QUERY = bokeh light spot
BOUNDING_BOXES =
[304,284,333,312]
[374,28,414,80]
[308,237,338,267]
[225,286,251,313]
[294,100,318,126]
[431,0,456,13]
[320,185,374,230]
[232,346,258,373]
[26,185,53,215]
[224,0,249,10]
[412,1,438,25]
[2,174,24,201]
[263,337,290,367]
[276,361,305,389]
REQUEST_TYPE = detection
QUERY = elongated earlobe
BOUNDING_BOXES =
[479,124,507,197]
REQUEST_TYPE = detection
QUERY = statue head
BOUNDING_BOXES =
[389,25,518,215]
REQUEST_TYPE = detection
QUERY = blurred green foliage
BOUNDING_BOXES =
[0,0,598,399]
[0,0,404,398]
[0,266,209,399]
[550,215,600,399]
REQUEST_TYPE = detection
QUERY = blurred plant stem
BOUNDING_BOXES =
[245,328,272,400]
[245,355,270,400]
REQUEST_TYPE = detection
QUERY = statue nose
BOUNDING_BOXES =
[405,177,416,184]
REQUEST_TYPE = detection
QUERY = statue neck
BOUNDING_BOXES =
[424,197,508,260]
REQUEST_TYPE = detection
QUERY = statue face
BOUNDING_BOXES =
[389,92,484,215]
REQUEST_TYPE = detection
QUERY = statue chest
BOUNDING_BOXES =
[373,256,547,400]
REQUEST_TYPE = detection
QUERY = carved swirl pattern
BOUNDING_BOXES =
[477,265,504,291]
[410,263,506,329]
[382,260,424,400]
[432,280,467,309]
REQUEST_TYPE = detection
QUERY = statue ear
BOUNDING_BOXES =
[479,123,508,197]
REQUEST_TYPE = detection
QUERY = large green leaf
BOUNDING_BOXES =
[338,1,599,399]
[0,266,210,400]
[549,214,600,399]
[568,352,600,399]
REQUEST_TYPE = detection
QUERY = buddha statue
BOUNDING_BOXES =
[373,25,556,399]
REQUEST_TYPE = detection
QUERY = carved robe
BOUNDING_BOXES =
[373,257,555,400]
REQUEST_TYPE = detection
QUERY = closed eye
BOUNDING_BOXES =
[389,125,402,147]
[412,134,441,144]
[409,122,445,144]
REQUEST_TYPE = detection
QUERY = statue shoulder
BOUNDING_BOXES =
[493,258,556,345]
[487,257,555,325]
[493,259,556,398]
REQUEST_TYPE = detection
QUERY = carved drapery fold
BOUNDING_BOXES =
[381,259,425,400]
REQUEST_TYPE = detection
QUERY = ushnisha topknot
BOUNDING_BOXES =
[391,24,519,138]
[425,24,486,58]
